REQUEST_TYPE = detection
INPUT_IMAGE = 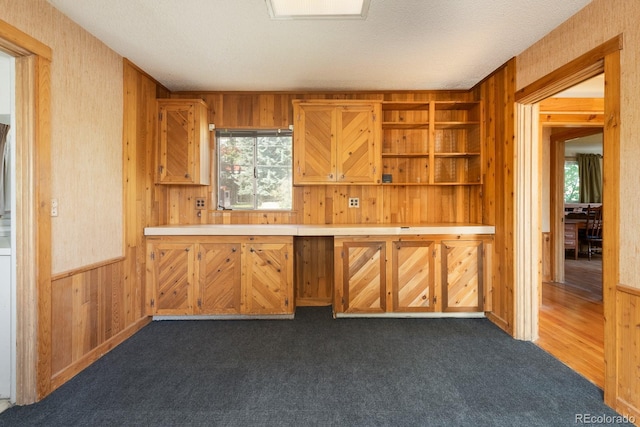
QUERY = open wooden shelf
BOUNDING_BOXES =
[381,99,483,185]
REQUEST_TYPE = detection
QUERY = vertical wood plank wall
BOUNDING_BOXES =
[473,60,517,335]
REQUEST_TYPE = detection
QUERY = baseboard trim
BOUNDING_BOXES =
[50,316,151,391]
[486,312,511,335]
[615,397,640,423]
[335,312,486,319]
[153,314,295,321]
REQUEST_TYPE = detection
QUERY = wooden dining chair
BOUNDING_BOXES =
[582,205,603,260]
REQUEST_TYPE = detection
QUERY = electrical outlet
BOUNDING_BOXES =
[51,198,58,217]
[348,197,359,208]
[195,198,206,210]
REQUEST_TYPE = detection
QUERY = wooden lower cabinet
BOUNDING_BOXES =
[338,241,386,313]
[441,240,483,312]
[199,242,242,314]
[244,242,293,314]
[393,240,438,312]
[147,241,196,315]
[147,236,293,316]
[334,236,490,315]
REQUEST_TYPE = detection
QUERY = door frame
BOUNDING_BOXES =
[514,36,621,408]
[0,20,52,403]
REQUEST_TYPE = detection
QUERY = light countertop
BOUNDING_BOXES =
[144,223,495,237]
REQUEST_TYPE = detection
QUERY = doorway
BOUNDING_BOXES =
[0,50,15,407]
[514,38,621,409]
[536,76,606,387]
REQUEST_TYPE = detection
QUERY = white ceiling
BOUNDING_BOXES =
[47,0,592,92]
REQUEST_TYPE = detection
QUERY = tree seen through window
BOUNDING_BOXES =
[217,130,292,210]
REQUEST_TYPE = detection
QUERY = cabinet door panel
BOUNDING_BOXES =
[442,241,483,312]
[199,243,242,314]
[159,103,195,183]
[149,243,195,315]
[337,106,381,183]
[294,105,335,183]
[393,241,435,312]
[244,242,293,314]
[343,242,385,313]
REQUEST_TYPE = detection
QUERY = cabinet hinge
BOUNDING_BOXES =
[197,298,202,308]
[372,113,377,122]
[150,251,155,260]
[285,297,289,307]
[433,296,437,304]
[341,251,344,259]
[158,165,164,175]
[198,252,202,261]
[158,112,162,121]
[433,249,437,258]
[150,298,155,308]
[285,252,289,260]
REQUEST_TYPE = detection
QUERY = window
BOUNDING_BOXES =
[564,159,579,203]
[217,130,292,210]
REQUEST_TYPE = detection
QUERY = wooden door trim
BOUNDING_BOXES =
[515,35,621,103]
[514,38,621,410]
[0,19,52,403]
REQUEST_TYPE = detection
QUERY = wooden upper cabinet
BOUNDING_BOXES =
[156,99,211,185]
[293,100,382,185]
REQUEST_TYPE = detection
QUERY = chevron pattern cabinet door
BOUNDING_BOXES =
[293,104,335,184]
[244,242,293,314]
[442,240,483,312]
[149,242,195,315]
[393,241,436,312]
[343,242,386,313]
[157,99,210,185]
[199,243,242,314]
[337,105,381,183]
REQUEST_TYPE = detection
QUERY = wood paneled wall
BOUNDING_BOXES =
[164,91,481,226]
[49,259,148,390]
[473,60,517,335]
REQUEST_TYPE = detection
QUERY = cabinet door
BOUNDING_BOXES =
[148,242,195,315]
[198,243,242,314]
[392,241,436,312]
[340,241,386,313]
[157,100,210,185]
[336,104,381,183]
[293,104,336,184]
[244,241,293,314]
[441,240,483,312]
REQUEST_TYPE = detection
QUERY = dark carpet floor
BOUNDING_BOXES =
[0,307,621,426]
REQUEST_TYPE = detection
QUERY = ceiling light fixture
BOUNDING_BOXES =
[265,0,370,20]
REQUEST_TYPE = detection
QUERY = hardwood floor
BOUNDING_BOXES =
[537,254,604,388]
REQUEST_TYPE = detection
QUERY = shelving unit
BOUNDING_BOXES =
[381,100,482,185]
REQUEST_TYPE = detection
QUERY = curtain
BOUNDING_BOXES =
[577,153,602,203]
[0,123,9,216]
